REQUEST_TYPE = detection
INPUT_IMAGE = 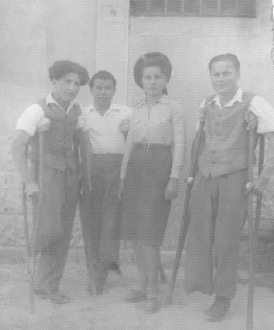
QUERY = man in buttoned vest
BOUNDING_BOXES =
[184,53,274,321]
[80,70,132,294]
[12,60,89,304]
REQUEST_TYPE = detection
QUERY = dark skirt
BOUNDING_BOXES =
[122,144,172,246]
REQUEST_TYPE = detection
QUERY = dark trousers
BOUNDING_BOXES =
[185,169,247,299]
[88,154,123,271]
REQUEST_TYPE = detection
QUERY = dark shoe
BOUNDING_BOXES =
[205,296,231,322]
[144,297,159,314]
[35,290,69,304]
[92,262,107,294]
[95,276,107,295]
[108,262,122,276]
[87,281,99,296]
[125,290,146,303]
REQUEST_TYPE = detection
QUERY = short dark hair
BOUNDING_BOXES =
[208,53,240,72]
[48,60,89,85]
[134,52,172,89]
[89,70,116,89]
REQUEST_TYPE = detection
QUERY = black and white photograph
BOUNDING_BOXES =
[1,0,274,329]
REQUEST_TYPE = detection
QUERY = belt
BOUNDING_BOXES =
[134,143,171,151]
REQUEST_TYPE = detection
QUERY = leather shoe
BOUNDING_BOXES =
[95,277,106,295]
[144,297,159,314]
[108,262,122,276]
[125,290,146,303]
[205,296,230,322]
[35,290,69,304]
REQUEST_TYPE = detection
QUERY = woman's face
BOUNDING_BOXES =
[141,66,167,97]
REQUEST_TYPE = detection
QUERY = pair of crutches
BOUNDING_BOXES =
[22,129,45,313]
[165,121,265,330]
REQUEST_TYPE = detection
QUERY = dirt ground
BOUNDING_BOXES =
[1,258,274,330]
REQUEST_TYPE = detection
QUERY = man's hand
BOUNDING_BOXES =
[120,119,130,133]
[165,178,179,200]
[245,111,258,130]
[79,174,92,195]
[185,177,194,185]
[244,178,266,195]
[25,182,39,198]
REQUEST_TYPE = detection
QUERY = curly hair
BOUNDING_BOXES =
[134,52,172,94]
[48,60,89,85]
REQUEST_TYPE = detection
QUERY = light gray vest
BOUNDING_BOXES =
[198,92,255,177]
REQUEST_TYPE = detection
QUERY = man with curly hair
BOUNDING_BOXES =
[12,60,89,304]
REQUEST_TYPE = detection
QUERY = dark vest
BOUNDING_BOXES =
[198,92,255,177]
[30,99,81,171]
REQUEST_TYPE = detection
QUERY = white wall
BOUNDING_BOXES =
[128,0,274,137]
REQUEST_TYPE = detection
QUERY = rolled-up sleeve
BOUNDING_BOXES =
[170,102,187,178]
[249,95,274,189]
[249,96,274,134]
[16,104,44,137]
[256,132,274,190]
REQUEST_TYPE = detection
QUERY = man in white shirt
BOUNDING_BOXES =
[80,70,132,294]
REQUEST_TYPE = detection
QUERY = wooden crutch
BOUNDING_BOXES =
[246,133,265,330]
[23,126,46,312]
[165,119,205,305]
[22,182,35,313]
[77,130,98,295]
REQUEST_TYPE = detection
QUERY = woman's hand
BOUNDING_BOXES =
[165,178,179,200]
[118,179,125,201]
[26,182,39,198]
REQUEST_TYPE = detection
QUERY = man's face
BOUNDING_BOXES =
[210,60,240,97]
[52,72,80,104]
[91,79,115,106]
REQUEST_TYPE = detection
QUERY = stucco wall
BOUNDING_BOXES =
[127,0,274,246]
[0,0,97,247]
[1,0,274,249]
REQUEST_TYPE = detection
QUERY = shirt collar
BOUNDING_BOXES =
[210,88,243,108]
[136,94,169,109]
[88,103,120,113]
[46,93,76,113]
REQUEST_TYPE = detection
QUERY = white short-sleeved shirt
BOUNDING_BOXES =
[81,103,133,154]
[198,89,274,134]
[16,94,78,136]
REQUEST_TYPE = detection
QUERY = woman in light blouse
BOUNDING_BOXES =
[118,52,187,314]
